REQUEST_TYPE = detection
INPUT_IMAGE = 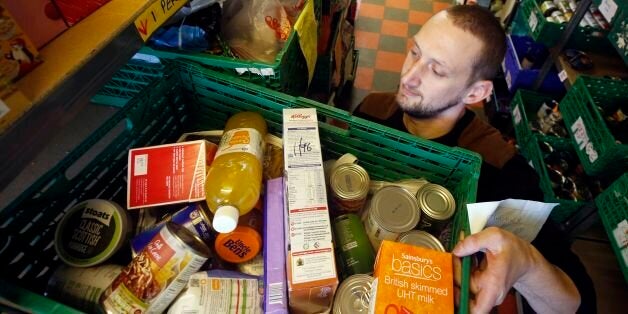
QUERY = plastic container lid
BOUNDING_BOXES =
[54,199,130,267]
[214,226,262,263]
[213,205,239,233]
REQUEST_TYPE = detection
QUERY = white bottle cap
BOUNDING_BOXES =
[213,205,239,233]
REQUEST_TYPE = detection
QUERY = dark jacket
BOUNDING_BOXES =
[354,92,596,313]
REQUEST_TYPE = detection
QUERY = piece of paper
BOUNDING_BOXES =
[613,219,628,249]
[467,199,557,242]
[293,0,318,84]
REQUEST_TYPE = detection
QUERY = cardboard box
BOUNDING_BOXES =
[53,0,111,26]
[369,240,454,314]
[3,0,67,48]
[0,3,41,86]
[127,140,217,209]
[264,177,289,314]
[282,108,338,314]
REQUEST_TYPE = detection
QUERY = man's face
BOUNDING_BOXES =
[396,12,483,119]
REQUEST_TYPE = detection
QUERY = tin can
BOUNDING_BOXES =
[329,163,370,214]
[365,186,420,251]
[397,230,446,252]
[46,264,122,313]
[540,1,558,17]
[333,214,375,278]
[556,0,572,14]
[546,16,558,23]
[237,253,264,276]
[332,274,373,314]
[567,0,578,12]
[131,203,214,255]
[415,183,456,236]
[553,13,568,24]
[100,222,210,314]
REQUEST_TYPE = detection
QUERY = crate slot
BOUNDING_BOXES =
[10,252,24,265]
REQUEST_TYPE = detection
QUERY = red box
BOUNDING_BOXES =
[3,0,67,48]
[127,140,218,209]
[53,0,111,26]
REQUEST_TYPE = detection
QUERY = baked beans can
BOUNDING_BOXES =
[131,203,214,255]
[332,214,375,278]
[46,264,122,313]
[100,222,210,314]
[365,186,420,251]
[329,163,370,215]
[397,230,446,252]
[332,274,373,314]
[415,183,456,236]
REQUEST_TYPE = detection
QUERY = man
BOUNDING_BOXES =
[353,5,595,313]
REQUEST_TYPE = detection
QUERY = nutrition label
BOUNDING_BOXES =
[290,248,336,284]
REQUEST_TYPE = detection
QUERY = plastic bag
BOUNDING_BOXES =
[150,4,222,52]
[221,0,291,63]
[279,0,306,24]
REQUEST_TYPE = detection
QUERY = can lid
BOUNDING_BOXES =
[330,163,370,200]
[213,205,239,233]
[215,226,262,263]
[416,183,456,221]
[370,186,420,233]
[166,222,212,258]
[54,199,130,267]
[397,230,446,252]
[332,274,373,314]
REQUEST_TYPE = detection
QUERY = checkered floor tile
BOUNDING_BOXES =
[348,0,451,111]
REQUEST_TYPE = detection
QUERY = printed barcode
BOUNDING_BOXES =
[268,282,284,304]
[134,154,148,176]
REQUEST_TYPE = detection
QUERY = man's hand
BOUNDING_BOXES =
[453,227,580,314]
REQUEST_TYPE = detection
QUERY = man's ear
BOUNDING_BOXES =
[462,80,493,105]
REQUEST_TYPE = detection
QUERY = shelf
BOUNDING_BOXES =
[550,47,628,89]
[0,0,154,192]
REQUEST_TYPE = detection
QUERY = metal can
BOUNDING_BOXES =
[415,183,456,236]
[333,214,375,278]
[100,222,211,314]
[332,274,373,314]
[540,1,559,17]
[553,12,568,24]
[131,203,214,255]
[330,163,370,214]
[46,264,122,313]
[397,230,446,252]
[556,0,572,14]
[365,186,420,251]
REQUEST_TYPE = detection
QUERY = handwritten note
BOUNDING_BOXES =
[293,0,318,84]
[135,0,189,42]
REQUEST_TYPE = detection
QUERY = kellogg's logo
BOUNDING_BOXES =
[290,113,311,120]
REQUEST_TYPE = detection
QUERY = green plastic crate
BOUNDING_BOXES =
[139,0,321,96]
[608,10,628,65]
[595,173,628,283]
[516,0,612,52]
[1,61,480,313]
[593,0,627,25]
[560,76,628,176]
[91,60,165,107]
[510,89,567,147]
[521,134,588,222]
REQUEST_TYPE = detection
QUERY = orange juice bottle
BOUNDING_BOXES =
[205,111,267,233]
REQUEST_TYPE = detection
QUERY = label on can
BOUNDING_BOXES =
[131,203,214,255]
[101,223,209,313]
[215,128,264,162]
[365,213,400,252]
[416,184,456,236]
[47,264,122,313]
[333,214,375,278]
[330,164,370,214]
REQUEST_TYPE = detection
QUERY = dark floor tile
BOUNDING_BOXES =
[356,48,376,68]
[409,0,434,12]
[372,70,401,91]
[408,24,421,37]
[356,17,382,33]
[379,35,408,53]
[363,0,386,5]
[384,7,410,22]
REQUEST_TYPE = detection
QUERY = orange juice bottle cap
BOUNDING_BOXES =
[214,226,262,263]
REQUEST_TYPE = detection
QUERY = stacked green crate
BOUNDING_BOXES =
[595,173,628,283]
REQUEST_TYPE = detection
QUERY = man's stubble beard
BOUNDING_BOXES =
[396,92,462,119]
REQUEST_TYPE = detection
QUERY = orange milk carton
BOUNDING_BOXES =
[369,240,454,314]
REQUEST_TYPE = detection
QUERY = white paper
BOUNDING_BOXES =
[512,104,522,125]
[599,0,618,22]
[613,220,628,249]
[558,70,568,82]
[467,199,557,242]
[529,12,538,32]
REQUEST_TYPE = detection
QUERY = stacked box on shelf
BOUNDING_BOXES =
[140,0,321,96]
[91,60,165,107]
[560,76,628,176]
[594,173,628,283]
[0,61,480,314]
[503,35,564,94]
[516,0,613,52]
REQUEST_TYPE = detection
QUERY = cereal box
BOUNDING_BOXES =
[369,240,454,314]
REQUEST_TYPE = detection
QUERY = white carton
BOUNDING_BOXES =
[282,108,338,314]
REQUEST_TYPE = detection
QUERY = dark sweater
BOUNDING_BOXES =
[353,92,596,313]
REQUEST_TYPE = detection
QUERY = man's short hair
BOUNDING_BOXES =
[445,5,506,83]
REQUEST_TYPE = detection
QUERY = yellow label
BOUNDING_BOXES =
[293,0,318,84]
[211,278,221,290]
[134,0,190,41]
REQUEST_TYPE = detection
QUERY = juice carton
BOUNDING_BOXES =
[369,240,454,314]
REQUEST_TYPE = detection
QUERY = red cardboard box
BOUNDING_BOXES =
[127,140,217,209]
[53,0,111,26]
[2,0,67,48]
